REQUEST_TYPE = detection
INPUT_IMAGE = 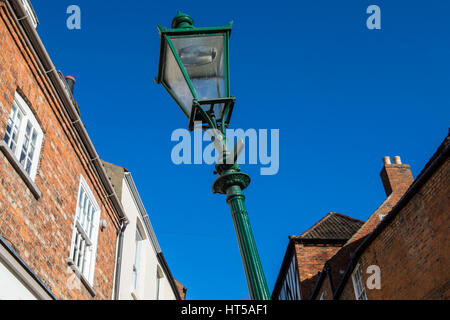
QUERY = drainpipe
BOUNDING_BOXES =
[113,218,128,300]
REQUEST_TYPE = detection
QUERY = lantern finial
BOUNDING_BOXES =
[172,11,194,29]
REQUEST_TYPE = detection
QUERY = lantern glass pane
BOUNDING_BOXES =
[196,102,225,123]
[163,42,194,116]
[172,35,226,100]
[214,103,225,120]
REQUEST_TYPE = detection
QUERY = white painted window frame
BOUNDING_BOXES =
[4,92,43,181]
[351,263,368,300]
[277,253,301,300]
[69,175,101,285]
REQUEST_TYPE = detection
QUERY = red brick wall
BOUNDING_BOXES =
[295,242,342,299]
[0,4,120,299]
[339,274,358,300]
[339,157,450,300]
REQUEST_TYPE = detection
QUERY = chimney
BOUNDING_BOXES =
[380,156,414,197]
[64,76,76,95]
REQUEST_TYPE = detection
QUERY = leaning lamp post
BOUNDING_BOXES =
[155,12,271,300]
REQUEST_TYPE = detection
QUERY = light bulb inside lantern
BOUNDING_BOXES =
[179,45,217,66]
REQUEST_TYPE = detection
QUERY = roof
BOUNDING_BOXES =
[296,212,364,241]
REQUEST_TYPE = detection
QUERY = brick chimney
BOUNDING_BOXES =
[380,156,414,197]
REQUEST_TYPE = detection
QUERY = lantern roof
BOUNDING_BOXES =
[157,11,233,36]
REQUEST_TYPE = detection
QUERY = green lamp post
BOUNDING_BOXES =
[155,12,271,300]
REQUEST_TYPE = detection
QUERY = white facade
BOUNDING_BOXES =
[115,172,179,300]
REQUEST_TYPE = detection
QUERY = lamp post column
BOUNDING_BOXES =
[213,162,271,300]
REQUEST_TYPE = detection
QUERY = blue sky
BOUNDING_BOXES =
[32,0,449,299]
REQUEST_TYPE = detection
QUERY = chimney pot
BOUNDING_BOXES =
[64,76,76,95]
[393,156,402,164]
[383,157,391,165]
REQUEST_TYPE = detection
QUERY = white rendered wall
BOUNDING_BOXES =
[117,176,176,300]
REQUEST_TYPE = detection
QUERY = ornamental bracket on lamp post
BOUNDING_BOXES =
[155,12,271,300]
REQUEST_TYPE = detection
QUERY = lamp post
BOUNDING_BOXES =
[155,12,271,300]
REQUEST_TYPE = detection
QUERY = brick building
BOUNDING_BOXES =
[273,132,449,300]
[0,0,129,299]
[272,212,364,300]
[0,0,185,300]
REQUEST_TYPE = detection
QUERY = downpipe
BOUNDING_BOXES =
[113,218,128,300]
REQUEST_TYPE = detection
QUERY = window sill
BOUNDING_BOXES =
[66,258,96,298]
[0,141,41,200]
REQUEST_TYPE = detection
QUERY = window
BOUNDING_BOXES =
[69,176,101,285]
[3,92,43,180]
[351,264,367,300]
[132,228,143,291]
[276,253,301,300]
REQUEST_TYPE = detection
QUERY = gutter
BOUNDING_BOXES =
[5,0,128,225]
[157,252,182,300]
[333,136,450,299]
[124,172,162,253]
[292,238,349,245]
